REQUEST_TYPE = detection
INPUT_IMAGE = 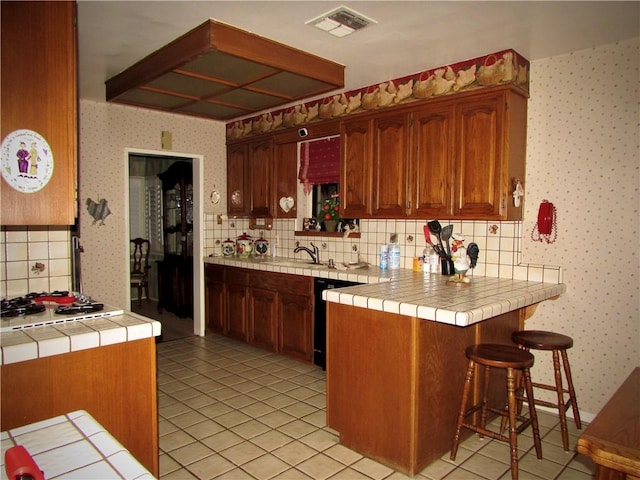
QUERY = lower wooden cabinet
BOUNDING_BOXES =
[279,292,313,360]
[249,287,278,351]
[226,268,249,341]
[205,264,314,362]
[205,264,225,333]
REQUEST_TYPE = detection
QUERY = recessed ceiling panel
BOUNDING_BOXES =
[251,72,336,98]
[147,72,228,98]
[117,89,194,109]
[177,101,247,119]
[105,19,344,122]
[183,51,277,85]
[215,88,283,110]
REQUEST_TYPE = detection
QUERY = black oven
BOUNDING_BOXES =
[313,278,360,370]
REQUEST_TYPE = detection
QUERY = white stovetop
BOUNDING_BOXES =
[0,303,124,333]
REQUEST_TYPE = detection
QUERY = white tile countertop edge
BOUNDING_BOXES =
[0,312,161,366]
[205,256,566,327]
[1,410,155,479]
[323,275,566,326]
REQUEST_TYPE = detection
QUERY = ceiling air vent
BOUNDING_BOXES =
[306,6,377,38]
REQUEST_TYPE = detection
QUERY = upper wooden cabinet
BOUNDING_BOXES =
[272,141,298,219]
[227,138,301,219]
[452,89,526,219]
[341,85,527,220]
[340,118,373,218]
[1,1,78,225]
[371,112,412,217]
[226,138,275,218]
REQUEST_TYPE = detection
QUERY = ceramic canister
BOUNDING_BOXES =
[254,236,269,256]
[236,232,253,257]
[222,238,236,256]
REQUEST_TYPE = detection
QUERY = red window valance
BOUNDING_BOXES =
[298,136,340,194]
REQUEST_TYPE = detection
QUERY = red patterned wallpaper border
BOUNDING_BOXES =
[226,49,529,141]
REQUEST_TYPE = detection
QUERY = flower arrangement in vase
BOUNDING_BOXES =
[317,195,340,232]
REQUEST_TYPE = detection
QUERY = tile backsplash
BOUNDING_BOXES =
[204,216,562,284]
[0,216,561,301]
[0,226,72,298]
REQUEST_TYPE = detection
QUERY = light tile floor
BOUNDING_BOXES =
[157,335,596,480]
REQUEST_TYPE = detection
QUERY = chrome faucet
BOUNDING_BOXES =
[294,242,321,264]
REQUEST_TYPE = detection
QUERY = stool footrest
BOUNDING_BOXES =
[532,382,571,395]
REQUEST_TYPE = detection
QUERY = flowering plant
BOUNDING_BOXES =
[317,195,340,222]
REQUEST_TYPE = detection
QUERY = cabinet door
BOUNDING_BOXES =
[340,118,372,218]
[279,292,313,362]
[205,265,225,334]
[249,140,273,217]
[227,144,249,216]
[453,92,505,218]
[411,104,454,218]
[1,2,77,225]
[273,142,297,219]
[372,112,410,217]
[226,283,248,340]
[249,287,278,351]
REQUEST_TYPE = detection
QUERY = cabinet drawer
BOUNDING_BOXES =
[226,267,250,286]
[205,264,225,281]
[251,271,312,295]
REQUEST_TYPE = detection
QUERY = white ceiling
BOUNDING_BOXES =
[77,1,640,120]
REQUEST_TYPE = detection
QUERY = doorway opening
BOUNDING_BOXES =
[127,150,203,341]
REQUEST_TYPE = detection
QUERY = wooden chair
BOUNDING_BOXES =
[130,238,151,306]
[451,344,543,480]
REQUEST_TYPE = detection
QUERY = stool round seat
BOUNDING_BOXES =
[512,330,573,350]
[466,344,535,369]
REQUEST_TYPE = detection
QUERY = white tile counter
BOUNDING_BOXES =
[205,255,393,284]
[205,256,566,326]
[1,410,154,479]
[322,274,566,326]
[0,312,161,365]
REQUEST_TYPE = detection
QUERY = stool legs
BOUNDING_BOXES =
[506,368,519,476]
[523,368,543,460]
[561,349,582,429]
[552,349,582,450]
[521,347,582,451]
[450,359,475,460]
[450,361,542,480]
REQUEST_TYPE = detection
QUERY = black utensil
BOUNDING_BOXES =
[427,221,448,259]
[441,225,454,255]
[433,244,447,259]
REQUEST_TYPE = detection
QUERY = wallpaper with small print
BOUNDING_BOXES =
[1,38,637,418]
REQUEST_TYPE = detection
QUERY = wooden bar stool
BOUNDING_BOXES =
[511,330,582,451]
[451,344,542,480]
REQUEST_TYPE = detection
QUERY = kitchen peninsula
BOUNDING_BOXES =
[205,256,566,474]
[0,312,161,477]
[325,274,565,475]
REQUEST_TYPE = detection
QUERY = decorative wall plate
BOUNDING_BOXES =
[279,196,294,213]
[1,129,54,193]
[210,190,220,204]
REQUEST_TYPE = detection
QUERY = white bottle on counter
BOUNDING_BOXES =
[429,248,440,273]
[389,244,401,269]
[423,247,433,273]
[379,245,389,270]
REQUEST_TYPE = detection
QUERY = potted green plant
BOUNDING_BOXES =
[318,195,340,232]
